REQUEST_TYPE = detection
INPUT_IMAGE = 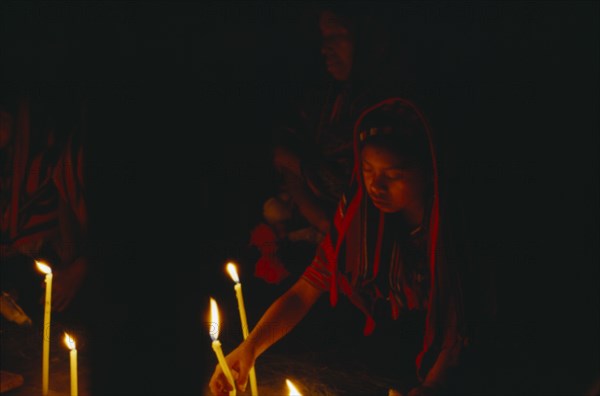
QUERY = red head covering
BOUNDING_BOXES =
[303,97,467,380]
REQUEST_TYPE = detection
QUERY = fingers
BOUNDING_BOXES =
[236,362,249,393]
[208,346,253,395]
[208,363,249,394]
[389,389,404,396]
[209,364,233,396]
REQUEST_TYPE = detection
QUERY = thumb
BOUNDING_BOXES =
[236,362,250,392]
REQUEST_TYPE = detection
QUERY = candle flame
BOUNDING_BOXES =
[226,262,239,283]
[64,332,76,350]
[35,260,52,275]
[209,298,220,341]
[286,379,302,396]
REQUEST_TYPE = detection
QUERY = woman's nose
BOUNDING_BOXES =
[369,176,387,194]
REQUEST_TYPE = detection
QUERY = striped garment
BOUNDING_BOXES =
[1,98,86,264]
[301,97,468,382]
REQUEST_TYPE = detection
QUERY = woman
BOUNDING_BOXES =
[210,97,485,396]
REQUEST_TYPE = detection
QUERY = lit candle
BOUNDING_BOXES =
[286,379,302,396]
[35,260,53,396]
[64,333,78,396]
[226,262,258,396]
[209,298,236,396]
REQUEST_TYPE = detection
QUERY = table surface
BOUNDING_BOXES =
[0,318,91,396]
[200,352,398,396]
[2,316,396,396]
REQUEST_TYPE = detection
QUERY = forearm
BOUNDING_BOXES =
[245,278,322,358]
[282,170,331,234]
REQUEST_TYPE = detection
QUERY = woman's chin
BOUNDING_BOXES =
[372,200,398,213]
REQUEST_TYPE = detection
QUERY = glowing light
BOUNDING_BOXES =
[35,260,52,274]
[286,379,302,396]
[226,262,240,283]
[209,298,220,341]
[64,333,76,350]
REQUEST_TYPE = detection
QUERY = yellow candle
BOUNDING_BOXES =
[209,298,236,396]
[286,379,302,396]
[36,260,53,396]
[64,333,78,396]
[226,262,258,396]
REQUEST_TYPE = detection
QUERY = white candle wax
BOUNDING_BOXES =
[36,261,53,396]
[65,333,78,396]
[209,298,236,396]
[212,339,237,396]
[227,263,258,396]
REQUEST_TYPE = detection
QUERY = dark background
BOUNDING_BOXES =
[1,1,598,395]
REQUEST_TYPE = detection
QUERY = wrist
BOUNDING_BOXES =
[242,336,260,361]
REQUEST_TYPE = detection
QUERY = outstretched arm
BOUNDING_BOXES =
[209,277,323,395]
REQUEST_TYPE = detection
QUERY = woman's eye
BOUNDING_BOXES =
[385,171,403,180]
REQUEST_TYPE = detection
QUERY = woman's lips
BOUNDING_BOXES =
[371,198,389,207]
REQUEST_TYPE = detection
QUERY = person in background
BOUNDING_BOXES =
[252,4,418,284]
[1,91,89,315]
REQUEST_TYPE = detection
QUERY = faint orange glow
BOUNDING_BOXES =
[35,260,52,274]
[209,298,220,341]
[286,379,302,396]
[226,262,240,283]
[64,332,76,350]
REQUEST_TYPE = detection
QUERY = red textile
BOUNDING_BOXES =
[249,223,290,284]
[1,97,87,262]
[301,97,467,382]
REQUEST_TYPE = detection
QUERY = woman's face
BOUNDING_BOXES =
[361,144,427,215]
[319,11,354,81]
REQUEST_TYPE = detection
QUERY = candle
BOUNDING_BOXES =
[209,298,236,396]
[64,333,78,396]
[226,262,258,396]
[35,260,53,396]
[286,379,302,396]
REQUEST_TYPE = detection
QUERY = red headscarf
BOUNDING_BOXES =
[303,97,468,380]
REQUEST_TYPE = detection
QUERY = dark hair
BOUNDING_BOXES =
[358,103,432,172]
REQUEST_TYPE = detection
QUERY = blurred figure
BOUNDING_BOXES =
[1,91,89,315]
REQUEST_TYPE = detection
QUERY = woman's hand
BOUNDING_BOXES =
[209,341,256,396]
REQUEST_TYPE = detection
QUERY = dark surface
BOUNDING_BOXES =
[1,316,92,396]
[1,1,598,395]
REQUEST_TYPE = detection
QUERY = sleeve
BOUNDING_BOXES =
[301,239,333,292]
